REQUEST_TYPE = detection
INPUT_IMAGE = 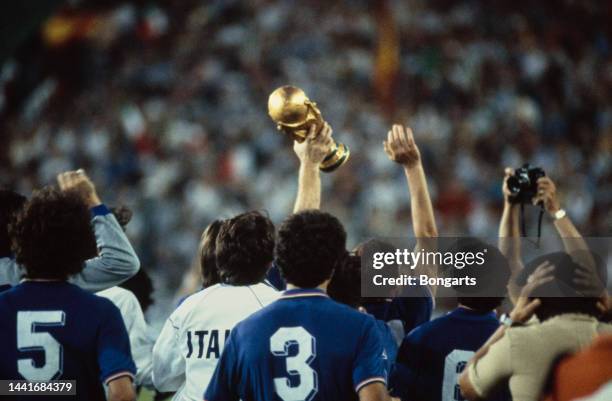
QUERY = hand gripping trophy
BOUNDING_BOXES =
[267,86,350,172]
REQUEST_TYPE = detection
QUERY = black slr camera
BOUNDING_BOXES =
[507,164,546,204]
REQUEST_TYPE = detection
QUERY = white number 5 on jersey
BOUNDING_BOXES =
[17,311,66,381]
[270,326,318,401]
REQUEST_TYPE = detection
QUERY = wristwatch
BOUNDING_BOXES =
[500,313,522,328]
[552,209,567,220]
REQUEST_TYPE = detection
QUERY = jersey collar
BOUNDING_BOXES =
[280,288,329,299]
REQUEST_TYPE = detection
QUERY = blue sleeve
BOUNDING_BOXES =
[204,331,239,401]
[352,316,387,393]
[389,329,427,401]
[97,300,136,384]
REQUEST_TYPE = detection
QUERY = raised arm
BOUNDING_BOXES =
[533,176,595,269]
[292,123,333,213]
[57,170,140,291]
[384,125,438,293]
[499,168,523,287]
[384,125,438,239]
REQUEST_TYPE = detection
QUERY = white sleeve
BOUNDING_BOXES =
[152,312,186,392]
[97,287,154,388]
[127,301,154,388]
[69,205,140,292]
[0,257,23,286]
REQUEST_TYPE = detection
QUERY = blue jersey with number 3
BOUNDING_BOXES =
[204,288,387,401]
[0,281,136,401]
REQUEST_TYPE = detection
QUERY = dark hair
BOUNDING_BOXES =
[199,219,223,288]
[215,211,275,285]
[0,189,27,257]
[119,269,155,313]
[353,239,399,303]
[517,252,602,321]
[328,255,362,308]
[448,238,510,312]
[275,210,347,288]
[9,187,96,280]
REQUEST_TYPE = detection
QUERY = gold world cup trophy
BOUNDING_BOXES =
[267,86,350,172]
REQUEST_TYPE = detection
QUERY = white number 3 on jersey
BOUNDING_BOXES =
[17,311,66,381]
[270,326,318,401]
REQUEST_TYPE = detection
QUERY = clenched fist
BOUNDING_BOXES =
[57,169,102,208]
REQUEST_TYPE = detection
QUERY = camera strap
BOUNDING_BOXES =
[520,203,544,247]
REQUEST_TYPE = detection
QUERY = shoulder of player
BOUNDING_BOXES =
[96,286,135,303]
[400,313,451,345]
[96,286,139,312]
[63,284,124,316]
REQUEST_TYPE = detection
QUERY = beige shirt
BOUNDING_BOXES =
[468,314,612,401]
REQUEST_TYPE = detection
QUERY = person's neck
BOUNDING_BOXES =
[286,282,328,292]
[457,304,473,310]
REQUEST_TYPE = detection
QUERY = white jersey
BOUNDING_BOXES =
[152,282,280,401]
[97,286,154,388]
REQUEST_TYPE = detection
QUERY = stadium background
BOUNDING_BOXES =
[0,1,610,387]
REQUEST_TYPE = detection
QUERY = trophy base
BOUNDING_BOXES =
[320,142,350,173]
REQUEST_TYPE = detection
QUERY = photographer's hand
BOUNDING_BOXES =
[533,177,561,215]
[57,169,102,208]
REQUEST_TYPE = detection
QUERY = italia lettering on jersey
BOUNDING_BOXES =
[152,282,280,401]
[186,329,231,359]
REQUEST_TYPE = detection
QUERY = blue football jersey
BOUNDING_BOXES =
[390,307,510,401]
[205,288,387,401]
[374,319,398,374]
[0,281,136,401]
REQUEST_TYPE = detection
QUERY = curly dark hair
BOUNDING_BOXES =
[0,189,27,257]
[215,211,275,285]
[9,187,96,280]
[275,210,347,288]
[328,255,362,308]
[199,219,223,288]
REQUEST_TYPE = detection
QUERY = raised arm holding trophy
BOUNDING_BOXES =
[267,85,350,172]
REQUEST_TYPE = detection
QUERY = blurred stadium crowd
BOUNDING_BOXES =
[1,0,610,295]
